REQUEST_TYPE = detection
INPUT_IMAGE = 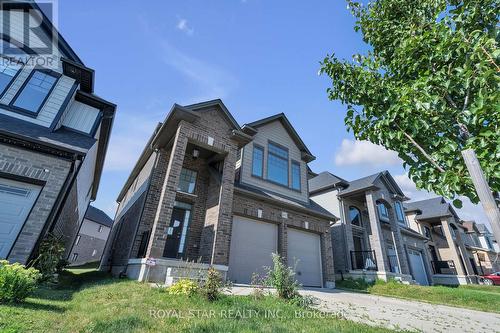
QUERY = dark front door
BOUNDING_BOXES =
[163,207,189,259]
[353,235,364,269]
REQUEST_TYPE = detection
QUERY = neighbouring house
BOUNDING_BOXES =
[461,221,500,275]
[100,99,337,288]
[68,206,113,266]
[404,197,478,285]
[309,171,432,285]
[476,223,500,253]
[0,2,115,265]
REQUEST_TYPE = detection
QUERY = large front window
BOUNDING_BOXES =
[267,142,288,186]
[12,70,58,113]
[177,168,197,194]
[0,58,21,95]
[377,203,389,221]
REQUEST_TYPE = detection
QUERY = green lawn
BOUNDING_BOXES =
[0,269,394,333]
[336,279,499,313]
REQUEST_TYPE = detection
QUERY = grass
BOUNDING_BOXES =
[336,278,499,313]
[0,268,395,333]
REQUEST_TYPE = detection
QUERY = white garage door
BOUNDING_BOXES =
[0,178,41,259]
[408,249,429,286]
[228,216,278,284]
[287,228,322,287]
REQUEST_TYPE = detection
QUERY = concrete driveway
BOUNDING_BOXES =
[231,286,500,333]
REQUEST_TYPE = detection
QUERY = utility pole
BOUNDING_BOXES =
[462,149,500,244]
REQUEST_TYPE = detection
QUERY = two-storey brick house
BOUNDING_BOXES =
[0,2,115,264]
[101,100,337,287]
[309,171,432,285]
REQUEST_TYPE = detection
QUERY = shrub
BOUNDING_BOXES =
[265,253,299,300]
[0,260,40,303]
[251,272,267,300]
[31,233,65,282]
[167,279,198,296]
[200,267,229,302]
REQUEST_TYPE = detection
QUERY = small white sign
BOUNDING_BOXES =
[207,136,214,146]
[146,258,156,266]
[167,227,174,235]
[173,220,181,227]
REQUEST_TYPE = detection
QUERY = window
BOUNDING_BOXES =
[377,203,389,221]
[71,253,78,261]
[12,70,58,113]
[177,168,197,194]
[75,235,81,245]
[486,237,494,250]
[252,145,264,177]
[395,202,406,226]
[0,58,21,95]
[98,225,103,233]
[291,161,301,190]
[349,206,362,227]
[424,226,432,240]
[267,142,288,186]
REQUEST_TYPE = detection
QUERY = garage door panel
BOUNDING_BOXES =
[408,249,429,286]
[0,179,41,259]
[287,228,322,287]
[228,216,277,284]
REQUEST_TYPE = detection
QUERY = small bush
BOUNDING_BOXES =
[251,272,267,300]
[167,279,199,296]
[336,278,373,291]
[265,253,299,300]
[31,233,65,282]
[200,267,229,302]
[0,260,40,303]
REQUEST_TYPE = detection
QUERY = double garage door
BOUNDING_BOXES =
[228,216,322,287]
[0,178,41,259]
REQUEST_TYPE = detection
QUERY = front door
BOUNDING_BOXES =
[353,235,364,269]
[163,205,191,259]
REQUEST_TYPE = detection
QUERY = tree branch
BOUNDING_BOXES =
[464,35,500,72]
[462,87,470,112]
[395,124,446,173]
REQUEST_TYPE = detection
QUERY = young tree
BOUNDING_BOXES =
[320,0,499,231]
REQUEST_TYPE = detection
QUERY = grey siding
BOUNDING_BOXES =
[240,121,308,203]
[62,101,100,134]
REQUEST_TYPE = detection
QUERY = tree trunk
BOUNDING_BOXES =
[461,149,500,245]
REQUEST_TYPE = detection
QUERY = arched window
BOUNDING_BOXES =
[349,206,362,227]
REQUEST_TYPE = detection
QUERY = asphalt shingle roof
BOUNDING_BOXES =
[85,206,113,228]
[339,173,380,196]
[308,171,348,193]
[403,197,453,220]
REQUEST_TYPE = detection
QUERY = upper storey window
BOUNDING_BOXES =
[395,202,407,226]
[252,145,264,177]
[349,206,362,227]
[0,59,21,95]
[267,142,289,186]
[291,161,301,190]
[377,202,389,222]
[177,168,197,194]
[12,69,58,114]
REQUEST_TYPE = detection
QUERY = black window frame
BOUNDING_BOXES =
[349,206,363,227]
[266,140,289,187]
[394,201,406,226]
[9,68,61,117]
[291,159,301,191]
[424,226,432,240]
[251,144,264,178]
[177,167,198,194]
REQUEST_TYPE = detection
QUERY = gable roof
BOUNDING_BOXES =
[309,171,349,194]
[338,170,406,198]
[184,99,241,131]
[403,197,458,220]
[243,113,315,162]
[85,205,113,228]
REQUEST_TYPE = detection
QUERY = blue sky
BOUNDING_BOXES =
[56,0,488,225]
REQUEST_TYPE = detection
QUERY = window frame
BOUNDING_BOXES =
[266,140,289,187]
[177,167,198,194]
[0,56,23,98]
[9,68,61,117]
[349,206,363,227]
[424,226,432,240]
[291,160,301,191]
[251,144,264,178]
[394,201,407,226]
[377,202,390,222]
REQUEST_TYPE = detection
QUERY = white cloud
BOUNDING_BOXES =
[335,139,401,167]
[176,18,194,36]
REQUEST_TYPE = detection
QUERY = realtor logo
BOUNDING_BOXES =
[1,0,58,68]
